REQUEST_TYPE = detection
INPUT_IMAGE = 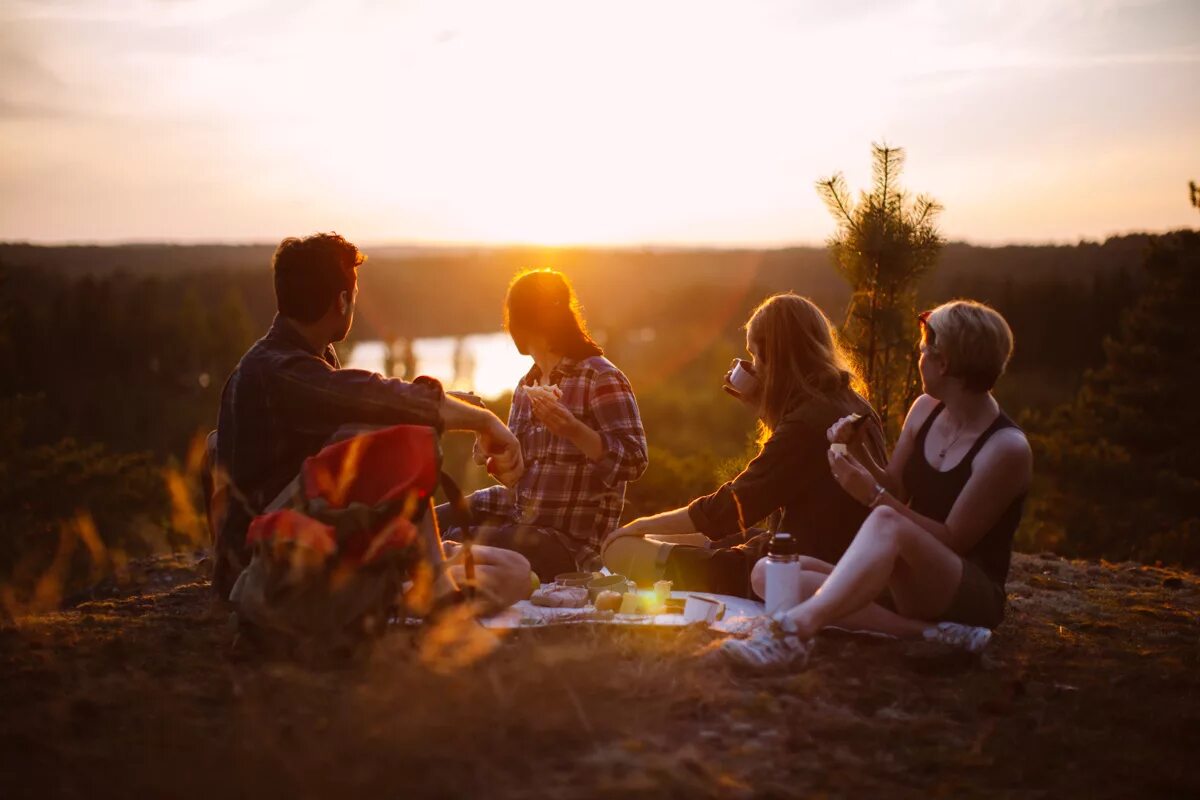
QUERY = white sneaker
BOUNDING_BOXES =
[718,615,811,672]
[923,621,993,653]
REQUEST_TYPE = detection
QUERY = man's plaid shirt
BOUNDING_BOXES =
[470,355,648,570]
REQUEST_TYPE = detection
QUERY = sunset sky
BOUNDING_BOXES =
[1,0,1196,246]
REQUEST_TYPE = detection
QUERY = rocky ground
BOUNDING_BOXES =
[1,551,1197,799]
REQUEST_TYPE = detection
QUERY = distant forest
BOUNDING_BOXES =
[0,233,1188,607]
[0,235,1152,459]
[0,235,1147,371]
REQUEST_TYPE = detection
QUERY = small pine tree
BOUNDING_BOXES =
[817,143,944,439]
[1024,228,1200,566]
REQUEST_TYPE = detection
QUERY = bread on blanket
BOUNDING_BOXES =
[530,583,588,608]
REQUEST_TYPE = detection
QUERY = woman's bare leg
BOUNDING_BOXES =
[783,506,963,640]
[751,567,928,639]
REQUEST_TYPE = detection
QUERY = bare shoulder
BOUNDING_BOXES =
[900,394,940,440]
[977,426,1033,476]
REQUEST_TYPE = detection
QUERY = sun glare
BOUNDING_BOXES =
[348,334,528,400]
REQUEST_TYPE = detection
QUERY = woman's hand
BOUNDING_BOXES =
[529,393,607,460]
[722,359,759,409]
[530,393,583,439]
[600,518,653,554]
[827,413,867,446]
[600,508,697,555]
[617,517,656,538]
[827,448,880,506]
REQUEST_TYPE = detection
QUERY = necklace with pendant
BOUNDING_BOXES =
[938,421,967,459]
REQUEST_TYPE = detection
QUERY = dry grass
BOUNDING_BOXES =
[1,552,1197,799]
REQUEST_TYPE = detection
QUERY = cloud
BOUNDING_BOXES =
[0,0,1197,243]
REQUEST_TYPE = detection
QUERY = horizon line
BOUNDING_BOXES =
[1,225,1192,252]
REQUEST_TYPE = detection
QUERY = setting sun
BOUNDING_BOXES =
[2,2,1199,798]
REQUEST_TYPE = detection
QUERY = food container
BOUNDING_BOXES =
[653,580,673,603]
[554,572,595,588]
[587,573,633,602]
[663,597,687,614]
[618,592,641,615]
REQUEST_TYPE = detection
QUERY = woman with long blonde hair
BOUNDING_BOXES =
[602,293,885,596]
[721,300,1032,670]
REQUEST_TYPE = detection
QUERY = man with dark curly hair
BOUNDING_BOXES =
[211,232,528,604]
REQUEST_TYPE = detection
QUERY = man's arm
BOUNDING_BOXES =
[273,355,444,431]
[440,393,524,485]
[270,354,524,484]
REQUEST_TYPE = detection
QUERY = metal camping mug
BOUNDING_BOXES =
[683,594,723,624]
[727,359,760,397]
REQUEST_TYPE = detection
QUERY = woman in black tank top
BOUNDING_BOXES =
[903,402,1026,598]
[725,301,1033,670]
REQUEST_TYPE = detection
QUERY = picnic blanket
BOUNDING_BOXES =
[480,591,766,634]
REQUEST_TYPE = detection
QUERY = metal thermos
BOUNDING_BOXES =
[764,532,803,616]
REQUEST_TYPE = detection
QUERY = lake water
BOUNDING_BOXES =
[347,332,530,399]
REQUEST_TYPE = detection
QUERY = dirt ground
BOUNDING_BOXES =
[1,551,1197,800]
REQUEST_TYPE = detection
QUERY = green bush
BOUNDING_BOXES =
[1022,231,1200,566]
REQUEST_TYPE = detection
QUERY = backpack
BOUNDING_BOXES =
[226,424,473,655]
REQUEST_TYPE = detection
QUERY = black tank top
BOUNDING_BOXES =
[902,403,1025,590]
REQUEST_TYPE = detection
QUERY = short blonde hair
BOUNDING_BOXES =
[922,300,1013,392]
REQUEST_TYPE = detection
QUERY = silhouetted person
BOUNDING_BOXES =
[602,294,884,596]
[211,233,526,600]
[438,269,648,578]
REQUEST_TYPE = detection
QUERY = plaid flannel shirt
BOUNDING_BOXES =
[470,355,648,570]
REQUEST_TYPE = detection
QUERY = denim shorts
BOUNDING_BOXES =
[875,557,1005,629]
[941,557,1006,629]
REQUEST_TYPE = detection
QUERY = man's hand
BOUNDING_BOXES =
[478,417,524,486]
[471,435,489,466]
[440,394,524,485]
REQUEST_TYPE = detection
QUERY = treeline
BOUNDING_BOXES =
[0,236,1150,338]
[0,265,260,613]
[0,236,1150,413]
[0,232,1186,610]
